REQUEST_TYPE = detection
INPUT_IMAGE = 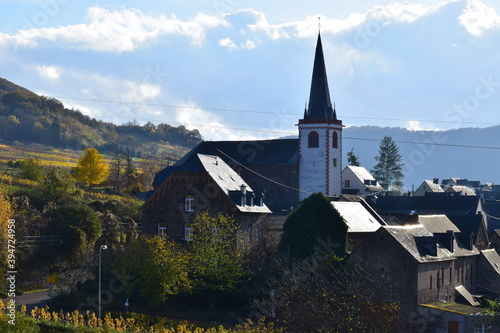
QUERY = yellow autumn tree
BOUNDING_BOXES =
[74,148,109,188]
[0,191,13,273]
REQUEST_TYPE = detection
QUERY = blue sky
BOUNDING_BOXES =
[1,0,500,141]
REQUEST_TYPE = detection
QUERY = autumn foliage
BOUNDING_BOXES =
[73,148,109,188]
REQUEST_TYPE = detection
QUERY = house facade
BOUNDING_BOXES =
[141,153,271,244]
[341,165,386,195]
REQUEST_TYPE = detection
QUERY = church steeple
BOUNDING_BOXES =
[303,33,335,120]
[298,32,343,199]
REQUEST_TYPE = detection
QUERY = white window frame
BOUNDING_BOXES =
[185,223,193,241]
[474,324,491,333]
[212,227,220,241]
[158,223,167,238]
[184,195,194,212]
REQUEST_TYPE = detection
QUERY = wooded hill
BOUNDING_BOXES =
[0,78,202,156]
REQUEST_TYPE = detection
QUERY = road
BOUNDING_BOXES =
[2,290,51,312]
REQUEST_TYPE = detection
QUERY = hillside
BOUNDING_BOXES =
[0,77,202,156]
[343,125,500,190]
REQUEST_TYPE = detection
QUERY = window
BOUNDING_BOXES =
[308,131,319,148]
[345,179,350,188]
[212,227,220,241]
[437,272,440,288]
[184,194,194,212]
[247,224,253,242]
[333,158,337,167]
[158,223,167,238]
[332,131,338,148]
[430,276,432,290]
[449,267,452,284]
[474,324,491,333]
[442,268,444,284]
[184,223,193,241]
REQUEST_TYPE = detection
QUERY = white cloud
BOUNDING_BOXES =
[8,7,227,53]
[36,65,60,80]
[219,37,256,50]
[458,0,500,36]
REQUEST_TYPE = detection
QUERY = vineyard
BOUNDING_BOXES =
[0,302,285,333]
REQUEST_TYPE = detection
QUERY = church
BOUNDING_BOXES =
[141,33,344,240]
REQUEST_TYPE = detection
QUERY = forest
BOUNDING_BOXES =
[0,78,202,156]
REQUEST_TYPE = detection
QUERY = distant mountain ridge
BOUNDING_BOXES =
[0,77,202,156]
[343,125,500,190]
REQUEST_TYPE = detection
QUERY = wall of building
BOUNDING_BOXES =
[142,171,268,246]
[298,123,342,199]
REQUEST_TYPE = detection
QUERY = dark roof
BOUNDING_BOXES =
[304,33,336,120]
[176,139,299,167]
[152,165,178,187]
[483,202,500,232]
[153,138,299,188]
[447,214,483,243]
[376,195,481,215]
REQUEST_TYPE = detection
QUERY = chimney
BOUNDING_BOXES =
[433,178,439,184]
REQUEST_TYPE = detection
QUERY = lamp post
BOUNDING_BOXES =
[98,244,108,318]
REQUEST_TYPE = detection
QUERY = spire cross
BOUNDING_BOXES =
[318,16,321,32]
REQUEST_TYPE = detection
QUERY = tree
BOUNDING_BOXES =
[259,259,402,332]
[114,236,191,307]
[0,191,13,272]
[187,212,249,306]
[13,158,44,181]
[347,147,360,166]
[73,148,109,188]
[371,136,404,191]
[278,192,347,261]
[40,167,81,202]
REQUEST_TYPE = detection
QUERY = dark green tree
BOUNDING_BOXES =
[277,192,347,261]
[371,136,404,191]
[347,147,360,166]
[114,236,191,307]
[40,167,81,202]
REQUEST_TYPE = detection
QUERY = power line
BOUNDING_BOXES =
[344,137,500,150]
[216,149,312,195]
[52,95,500,127]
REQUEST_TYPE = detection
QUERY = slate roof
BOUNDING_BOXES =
[376,195,481,215]
[417,215,460,234]
[193,154,272,214]
[153,139,299,187]
[382,225,478,263]
[446,185,476,196]
[304,33,336,120]
[481,249,500,276]
[414,180,444,195]
[332,201,386,233]
[482,202,500,232]
[447,214,483,243]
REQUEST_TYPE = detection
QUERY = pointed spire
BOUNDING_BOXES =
[304,33,336,120]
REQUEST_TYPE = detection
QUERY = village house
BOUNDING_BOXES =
[341,165,386,196]
[141,153,271,245]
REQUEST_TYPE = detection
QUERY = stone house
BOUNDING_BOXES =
[141,153,271,245]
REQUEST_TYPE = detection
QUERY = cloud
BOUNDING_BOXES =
[7,7,227,53]
[458,0,500,36]
[36,65,60,80]
[218,37,256,50]
[229,1,457,41]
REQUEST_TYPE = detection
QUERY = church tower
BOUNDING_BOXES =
[298,33,343,200]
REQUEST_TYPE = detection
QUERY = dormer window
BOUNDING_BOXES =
[308,131,319,148]
[184,194,194,212]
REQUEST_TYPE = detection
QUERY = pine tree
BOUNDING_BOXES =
[347,148,360,166]
[371,136,404,191]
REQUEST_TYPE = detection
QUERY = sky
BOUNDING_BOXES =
[1,0,500,141]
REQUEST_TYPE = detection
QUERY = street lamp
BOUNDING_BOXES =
[98,244,108,318]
